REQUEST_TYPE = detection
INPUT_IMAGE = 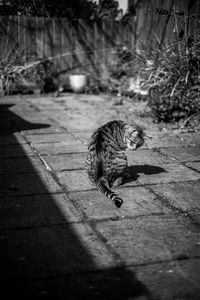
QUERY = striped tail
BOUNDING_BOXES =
[97,178,123,208]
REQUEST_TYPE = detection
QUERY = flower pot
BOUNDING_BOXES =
[69,74,87,93]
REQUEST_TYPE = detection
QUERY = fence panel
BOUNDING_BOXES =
[0,0,199,79]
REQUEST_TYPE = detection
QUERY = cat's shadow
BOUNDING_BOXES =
[123,164,167,184]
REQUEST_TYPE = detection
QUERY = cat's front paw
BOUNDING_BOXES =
[111,176,123,187]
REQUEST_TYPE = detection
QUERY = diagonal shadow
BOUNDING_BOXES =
[0,104,50,134]
[0,104,152,299]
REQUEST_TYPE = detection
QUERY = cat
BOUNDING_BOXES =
[85,120,144,208]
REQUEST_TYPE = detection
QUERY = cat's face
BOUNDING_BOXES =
[123,124,144,150]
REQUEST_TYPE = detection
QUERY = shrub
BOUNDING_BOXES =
[147,39,200,123]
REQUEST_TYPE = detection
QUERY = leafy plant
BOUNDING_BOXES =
[146,37,200,124]
[0,42,54,95]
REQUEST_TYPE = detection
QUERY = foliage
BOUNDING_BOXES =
[147,39,200,123]
[0,0,123,19]
[106,45,151,96]
[106,32,200,124]
[0,41,54,95]
[0,42,29,95]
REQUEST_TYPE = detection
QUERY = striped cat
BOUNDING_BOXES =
[86,120,144,208]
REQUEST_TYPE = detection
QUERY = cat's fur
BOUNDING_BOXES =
[86,120,144,208]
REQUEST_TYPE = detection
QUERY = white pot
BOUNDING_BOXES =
[69,74,87,93]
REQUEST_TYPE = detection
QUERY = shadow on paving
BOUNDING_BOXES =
[0,104,153,299]
[123,165,167,184]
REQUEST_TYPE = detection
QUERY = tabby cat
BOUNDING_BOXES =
[86,120,144,208]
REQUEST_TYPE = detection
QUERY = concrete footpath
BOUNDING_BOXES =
[0,93,200,299]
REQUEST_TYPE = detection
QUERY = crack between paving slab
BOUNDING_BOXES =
[22,132,200,269]
[75,178,200,193]
[88,212,167,223]
[50,170,125,266]
[182,162,200,174]
[156,146,200,175]
[24,137,124,266]
[146,185,200,229]
[35,151,87,157]
[0,221,83,232]
[153,147,200,168]
[0,191,65,198]
[24,100,71,135]
[122,255,200,269]
[23,131,66,136]
[32,98,93,145]
[53,171,125,266]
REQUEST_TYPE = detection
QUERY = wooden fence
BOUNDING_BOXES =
[0,0,199,79]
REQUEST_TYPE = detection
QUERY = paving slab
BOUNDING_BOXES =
[33,141,87,155]
[0,95,22,104]
[56,163,200,192]
[185,161,200,172]
[160,147,200,162]
[0,143,35,158]
[177,132,200,147]
[26,96,65,108]
[7,110,50,125]
[21,125,65,135]
[42,148,173,173]
[127,163,200,186]
[141,135,186,149]
[43,153,86,171]
[1,94,200,300]
[71,187,171,220]
[8,267,150,299]
[127,149,173,165]
[151,181,200,212]
[47,109,99,132]
[59,118,99,132]
[25,132,78,144]
[0,193,81,230]
[0,133,27,145]
[95,215,200,265]
[188,212,200,225]
[41,110,76,123]
[133,258,200,300]
[31,103,68,111]
[0,171,62,197]
[70,130,92,144]
[0,223,116,280]
[56,169,93,191]
[0,156,44,174]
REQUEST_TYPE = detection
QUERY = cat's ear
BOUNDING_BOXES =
[124,124,133,132]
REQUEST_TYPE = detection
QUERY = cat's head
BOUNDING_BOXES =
[123,123,144,150]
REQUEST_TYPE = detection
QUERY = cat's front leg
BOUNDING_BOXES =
[111,176,124,187]
[111,171,132,187]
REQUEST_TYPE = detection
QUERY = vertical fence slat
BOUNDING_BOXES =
[60,18,69,72]
[24,15,27,62]
[0,16,8,60]
[0,3,200,78]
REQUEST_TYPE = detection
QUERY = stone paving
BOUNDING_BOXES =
[0,93,200,299]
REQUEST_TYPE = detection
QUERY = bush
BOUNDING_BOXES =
[147,39,200,123]
[0,57,52,95]
[0,37,57,95]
